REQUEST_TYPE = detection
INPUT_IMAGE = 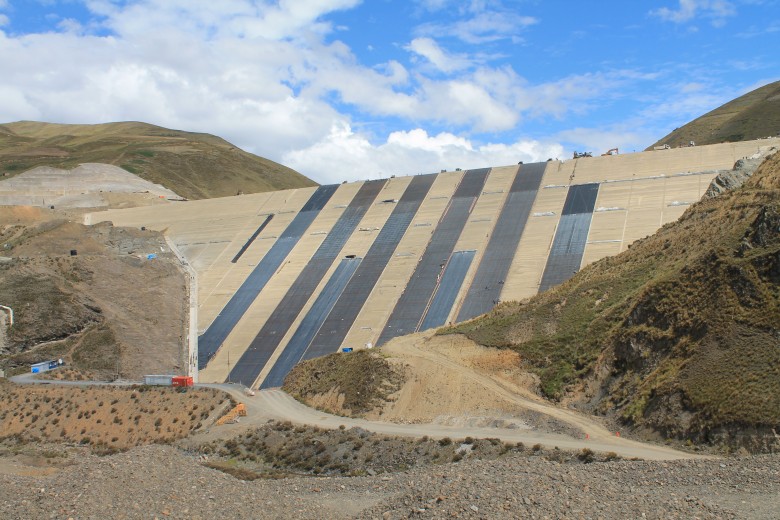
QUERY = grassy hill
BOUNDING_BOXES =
[442,150,780,451]
[648,80,780,149]
[0,121,316,200]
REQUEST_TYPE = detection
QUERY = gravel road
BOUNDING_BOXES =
[1,444,777,519]
[218,387,700,461]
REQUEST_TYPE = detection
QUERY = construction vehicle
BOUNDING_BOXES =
[573,151,592,159]
[602,148,619,156]
[653,144,670,151]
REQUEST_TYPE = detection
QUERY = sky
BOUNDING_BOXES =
[0,1,778,184]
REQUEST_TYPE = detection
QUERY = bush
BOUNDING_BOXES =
[604,451,621,461]
[578,448,595,463]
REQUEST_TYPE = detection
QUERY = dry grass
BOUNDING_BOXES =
[0,380,231,450]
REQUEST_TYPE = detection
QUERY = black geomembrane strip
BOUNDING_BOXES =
[419,250,476,331]
[198,184,338,368]
[456,162,546,322]
[377,168,489,345]
[231,214,274,263]
[260,257,362,389]
[301,173,437,360]
[227,180,386,386]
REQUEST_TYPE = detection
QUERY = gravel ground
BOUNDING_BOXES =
[1,444,778,519]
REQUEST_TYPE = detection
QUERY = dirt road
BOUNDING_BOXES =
[10,371,702,461]
[210,385,699,461]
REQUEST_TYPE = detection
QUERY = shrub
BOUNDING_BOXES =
[604,451,621,461]
[578,448,595,463]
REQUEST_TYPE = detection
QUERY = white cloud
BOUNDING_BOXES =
[283,122,563,184]
[415,0,453,12]
[0,15,8,27]
[387,128,472,152]
[0,1,670,184]
[416,10,538,44]
[83,0,363,40]
[406,37,472,73]
[525,70,659,120]
[637,89,727,124]
[651,0,736,26]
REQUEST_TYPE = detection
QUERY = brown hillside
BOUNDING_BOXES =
[444,149,780,451]
[649,80,780,149]
[0,121,316,200]
[0,380,231,450]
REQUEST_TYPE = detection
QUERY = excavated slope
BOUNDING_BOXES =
[446,150,780,451]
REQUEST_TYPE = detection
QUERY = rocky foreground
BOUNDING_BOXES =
[1,444,778,519]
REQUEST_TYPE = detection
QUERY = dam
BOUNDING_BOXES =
[94,138,779,388]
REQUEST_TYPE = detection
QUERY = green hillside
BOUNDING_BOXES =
[648,80,780,149]
[442,150,780,451]
[0,121,316,200]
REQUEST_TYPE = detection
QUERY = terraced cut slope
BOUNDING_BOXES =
[0,121,315,200]
[93,138,780,391]
[649,80,780,149]
[444,149,780,451]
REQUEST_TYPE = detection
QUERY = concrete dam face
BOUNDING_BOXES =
[96,139,780,388]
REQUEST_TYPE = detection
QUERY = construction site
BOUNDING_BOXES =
[88,138,780,389]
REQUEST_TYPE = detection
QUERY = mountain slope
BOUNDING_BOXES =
[443,149,780,451]
[648,80,780,149]
[0,121,316,200]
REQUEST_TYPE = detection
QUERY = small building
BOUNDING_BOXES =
[143,374,174,386]
[31,360,59,374]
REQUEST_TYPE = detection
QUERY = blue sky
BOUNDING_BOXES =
[0,0,778,183]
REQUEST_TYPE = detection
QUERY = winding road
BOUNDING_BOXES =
[13,368,703,461]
